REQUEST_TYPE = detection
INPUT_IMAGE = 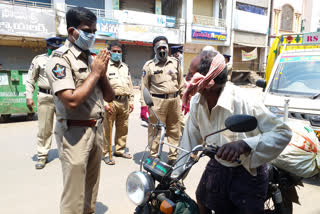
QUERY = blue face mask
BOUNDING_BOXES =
[111,52,122,62]
[72,28,96,50]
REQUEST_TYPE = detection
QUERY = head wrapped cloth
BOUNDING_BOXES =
[182,52,226,110]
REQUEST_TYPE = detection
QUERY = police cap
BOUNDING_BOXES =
[223,54,231,61]
[171,45,183,55]
[46,37,64,48]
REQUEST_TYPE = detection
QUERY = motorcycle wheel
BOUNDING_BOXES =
[134,204,152,214]
[264,197,293,214]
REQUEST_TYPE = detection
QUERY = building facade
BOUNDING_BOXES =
[184,0,233,73]
[302,0,320,33]
[269,0,304,45]
[0,0,185,86]
[232,0,271,75]
[55,0,185,85]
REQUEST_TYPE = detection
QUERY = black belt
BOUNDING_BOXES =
[151,92,179,99]
[115,95,128,100]
[67,119,97,127]
[39,87,52,95]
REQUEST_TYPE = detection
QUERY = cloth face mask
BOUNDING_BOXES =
[72,28,96,51]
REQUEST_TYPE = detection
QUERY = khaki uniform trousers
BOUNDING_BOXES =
[37,92,55,159]
[148,96,181,161]
[54,120,103,214]
[179,108,185,135]
[103,97,129,156]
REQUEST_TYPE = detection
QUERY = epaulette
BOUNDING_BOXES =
[144,59,154,67]
[122,62,129,68]
[169,56,179,69]
[51,45,68,58]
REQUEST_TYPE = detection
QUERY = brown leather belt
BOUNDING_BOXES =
[67,119,97,127]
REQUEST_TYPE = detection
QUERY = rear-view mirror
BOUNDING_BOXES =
[225,115,257,132]
[256,79,266,91]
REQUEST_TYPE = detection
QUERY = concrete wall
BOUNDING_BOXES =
[273,0,303,13]
[303,0,320,32]
[234,9,269,34]
[66,0,105,9]
[193,0,213,16]
[270,0,304,36]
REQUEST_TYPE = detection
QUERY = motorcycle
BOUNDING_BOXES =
[264,164,303,214]
[126,88,303,214]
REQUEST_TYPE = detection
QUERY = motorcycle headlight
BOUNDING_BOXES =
[126,171,155,206]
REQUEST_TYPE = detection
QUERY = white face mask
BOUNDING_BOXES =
[72,28,96,50]
[154,42,168,62]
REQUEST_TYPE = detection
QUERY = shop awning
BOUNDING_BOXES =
[234,42,267,48]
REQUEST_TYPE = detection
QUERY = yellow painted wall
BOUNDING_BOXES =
[184,44,218,74]
[183,52,197,74]
[193,0,213,17]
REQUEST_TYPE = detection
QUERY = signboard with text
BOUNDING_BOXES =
[241,48,257,61]
[114,10,176,28]
[96,18,119,38]
[118,24,183,44]
[192,30,226,41]
[0,4,55,38]
[302,32,320,44]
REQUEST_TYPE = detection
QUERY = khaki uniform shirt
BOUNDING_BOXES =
[106,60,134,105]
[45,40,105,121]
[25,54,50,99]
[174,82,292,176]
[140,57,184,105]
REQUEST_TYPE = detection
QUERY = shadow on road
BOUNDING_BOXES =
[31,149,59,163]
[0,113,38,124]
[303,175,320,186]
[96,201,108,214]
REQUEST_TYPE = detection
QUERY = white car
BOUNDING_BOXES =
[257,49,320,137]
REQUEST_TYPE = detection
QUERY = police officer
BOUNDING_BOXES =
[171,45,186,134]
[102,41,134,165]
[171,45,184,73]
[45,7,114,214]
[25,37,63,169]
[140,36,184,165]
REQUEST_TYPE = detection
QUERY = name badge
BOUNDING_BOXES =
[154,70,163,75]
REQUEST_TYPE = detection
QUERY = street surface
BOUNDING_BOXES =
[1,86,320,214]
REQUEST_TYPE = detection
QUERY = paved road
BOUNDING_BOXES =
[1,87,320,214]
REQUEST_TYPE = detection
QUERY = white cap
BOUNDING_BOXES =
[202,46,216,52]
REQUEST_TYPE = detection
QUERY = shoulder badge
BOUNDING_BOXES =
[52,63,66,79]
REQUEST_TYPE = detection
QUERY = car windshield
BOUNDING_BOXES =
[269,55,320,96]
